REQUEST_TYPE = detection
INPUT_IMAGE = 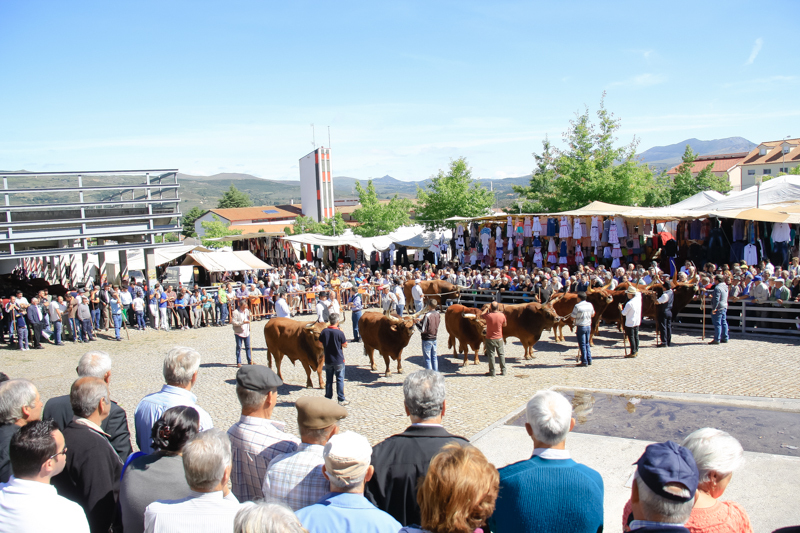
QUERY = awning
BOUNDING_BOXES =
[182,251,255,272]
[233,251,272,269]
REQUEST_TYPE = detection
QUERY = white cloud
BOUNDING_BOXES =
[745,37,763,65]
[608,73,667,89]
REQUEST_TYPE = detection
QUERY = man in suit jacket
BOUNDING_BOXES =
[43,351,132,462]
[26,297,45,349]
[364,369,468,526]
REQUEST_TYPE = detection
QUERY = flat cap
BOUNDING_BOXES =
[236,365,283,392]
[296,396,348,429]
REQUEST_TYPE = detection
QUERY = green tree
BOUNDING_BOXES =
[217,184,253,209]
[670,145,732,204]
[316,212,348,236]
[181,206,205,237]
[154,232,180,244]
[352,180,413,237]
[515,95,663,211]
[415,157,495,230]
[778,165,800,176]
[200,215,242,248]
[285,215,321,235]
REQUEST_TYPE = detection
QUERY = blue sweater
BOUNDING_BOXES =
[489,456,604,533]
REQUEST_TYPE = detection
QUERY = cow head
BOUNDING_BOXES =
[480,302,505,314]
[541,302,562,325]
[462,311,487,338]
[302,322,327,360]
[387,314,416,338]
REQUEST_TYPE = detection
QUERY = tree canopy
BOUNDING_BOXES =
[415,157,495,230]
[285,212,348,237]
[514,96,667,211]
[352,180,412,237]
[669,145,732,204]
[200,215,242,248]
[217,184,253,209]
[181,206,204,237]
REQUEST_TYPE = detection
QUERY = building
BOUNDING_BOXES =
[666,152,748,191]
[738,138,800,190]
[194,205,302,237]
[299,146,334,222]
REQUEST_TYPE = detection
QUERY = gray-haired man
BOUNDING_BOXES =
[365,369,468,526]
[0,379,43,483]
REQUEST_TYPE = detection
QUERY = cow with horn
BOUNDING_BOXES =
[403,279,466,312]
[264,318,328,388]
[359,306,424,376]
[444,304,487,366]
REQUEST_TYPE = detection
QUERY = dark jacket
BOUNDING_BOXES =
[43,395,132,462]
[0,423,20,483]
[27,304,43,325]
[52,420,123,533]
[364,424,468,526]
[415,311,440,341]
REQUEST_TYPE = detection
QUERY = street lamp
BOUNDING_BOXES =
[755,176,763,208]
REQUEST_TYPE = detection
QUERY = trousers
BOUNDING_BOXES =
[351,310,362,341]
[422,339,438,371]
[658,311,672,346]
[713,309,729,342]
[324,364,346,402]
[625,325,640,355]
[576,325,592,364]
[485,338,506,375]
[235,335,252,364]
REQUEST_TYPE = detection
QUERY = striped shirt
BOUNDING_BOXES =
[227,416,299,502]
[144,490,240,533]
[570,301,595,327]
[263,443,328,511]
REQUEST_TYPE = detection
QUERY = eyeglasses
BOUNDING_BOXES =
[49,447,68,460]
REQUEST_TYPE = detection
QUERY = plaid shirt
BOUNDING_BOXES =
[227,415,300,502]
[263,443,329,511]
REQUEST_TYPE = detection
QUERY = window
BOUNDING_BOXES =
[747,169,755,176]
[759,147,768,155]
[779,167,788,173]
[763,169,771,175]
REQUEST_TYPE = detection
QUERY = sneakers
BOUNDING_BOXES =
[624,352,638,358]
[708,341,720,345]
[338,400,350,406]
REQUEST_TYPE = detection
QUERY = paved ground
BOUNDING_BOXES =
[1,309,799,449]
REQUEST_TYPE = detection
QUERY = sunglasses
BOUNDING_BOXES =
[49,447,68,461]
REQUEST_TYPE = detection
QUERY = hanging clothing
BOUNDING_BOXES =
[608,220,619,244]
[575,247,584,265]
[772,222,791,243]
[507,217,513,238]
[559,216,571,238]
[590,217,600,242]
[558,240,568,264]
[532,217,542,236]
[573,217,583,240]
[524,217,532,238]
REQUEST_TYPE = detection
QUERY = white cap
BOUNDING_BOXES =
[323,431,372,484]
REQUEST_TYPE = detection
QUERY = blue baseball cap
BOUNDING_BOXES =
[753,275,762,281]
[634,441,699,503]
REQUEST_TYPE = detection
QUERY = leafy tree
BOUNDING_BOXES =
[201,215,242,248]
[415,157,495,230]
[217,184,253,209]
[778,165,800,177]
[670,145,732,203]
[181,206,205,237]
[316,212,348,236]
[515,95,664,210]
[285,215,320,235]
[352,180,412,237]
[154,232,180,244]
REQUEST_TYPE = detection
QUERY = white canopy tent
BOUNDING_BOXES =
[669,190,725,209]
[182,251,256,272]
[696,176,800,211]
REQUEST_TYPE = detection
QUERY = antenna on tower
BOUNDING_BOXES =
[311,124,316,149]
[327,126,331,149]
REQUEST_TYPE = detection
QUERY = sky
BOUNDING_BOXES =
[1,1,798,182]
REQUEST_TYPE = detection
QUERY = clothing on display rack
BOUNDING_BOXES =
[524,217,532,238]
[573,217,582,240]
[590,217,600,242]
[532,216,542,237]
[559,216,571,239]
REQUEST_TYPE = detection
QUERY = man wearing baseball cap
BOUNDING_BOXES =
[629,441,699,532]
[228,365,299,502]
[296,431,401,533]
[263,397,347,511]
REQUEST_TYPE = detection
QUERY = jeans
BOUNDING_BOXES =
[18,326,28,350]
[203,307,214,326]
[52,320,62,345]
[324,364,346,402]
[713,308,729,342]
[395,304,404,317]
[112,314,123,340]
[485,338,506,375]
[625,325,640,355]
[658,311,672,346]
[351,310,362,341]
[774,241,789,269]
[69,318,82,342]
[80,319,94,341]
[218,303,229,325]
[422,339,438,370]
[91,309,101,331]
[576,325,592,364]
[235,335,251,364]
[414,300,424,313]
[136,310,146,329]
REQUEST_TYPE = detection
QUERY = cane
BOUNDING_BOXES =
[618,303,628,357]
[701,290,706,341]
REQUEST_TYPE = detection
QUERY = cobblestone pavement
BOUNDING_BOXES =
[1,310,798,448]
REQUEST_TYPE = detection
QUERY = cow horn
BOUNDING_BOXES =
[688,272,697,283]
[602,280,612,290]
[387,313,404,324]
[304,322,316,329]
[462,313,476,319]
[456,284,471,290]
[550,293,563,304]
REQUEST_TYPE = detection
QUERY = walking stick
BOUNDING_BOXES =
[622,327,628,357]
[701,290,706,341]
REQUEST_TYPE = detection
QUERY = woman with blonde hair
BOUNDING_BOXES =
[400,442,499,533]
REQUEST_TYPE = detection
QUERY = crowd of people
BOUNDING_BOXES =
[0,347,778,532]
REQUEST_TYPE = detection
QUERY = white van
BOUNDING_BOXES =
[165,266,198,289]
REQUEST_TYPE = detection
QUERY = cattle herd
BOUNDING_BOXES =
[261,273,701,389]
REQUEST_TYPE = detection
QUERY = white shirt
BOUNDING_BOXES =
[532,448,571,460]
[411,284,424,302]
[144,490,241,533]
[0,476,90,533]
[394,286,406,305]
[275,298,291,318]
[622,293,642,327]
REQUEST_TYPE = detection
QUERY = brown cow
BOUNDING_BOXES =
[359,311,416,376]
[403,279,465,312]
[264,318,327,389]
[444,304,487,366]
[549,289,614,345]
[481,301,562,359]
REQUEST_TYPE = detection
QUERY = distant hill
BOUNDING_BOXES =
[638,137,756,172]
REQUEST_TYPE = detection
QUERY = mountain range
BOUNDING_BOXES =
[637,136,756,172]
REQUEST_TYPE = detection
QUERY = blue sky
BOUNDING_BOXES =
[1,1,798,181]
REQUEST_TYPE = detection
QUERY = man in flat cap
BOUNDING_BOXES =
[264,396,347,511]
[227,365,299,502]
[297,431,401,533]
[629,441,699,532]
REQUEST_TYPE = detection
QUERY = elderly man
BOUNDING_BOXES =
[0,420,90,533]
[52,377,123,533]
[134,347,214,454]
[0,379,43,483]
[144,429,241,533]
[709,274,729,345]
[43,351,132,462]
[27,297,46,349]
[316,291,331,323]
[228,366,299,503]
[296,431,401,533]
[264,396,347,511]
[621,285,642,358]
[571,292,595,367]
[490,390,603,533]
[365,369,468,526]
[415,299,441,371]
[411,279,424,313]
[628,441,699,532]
